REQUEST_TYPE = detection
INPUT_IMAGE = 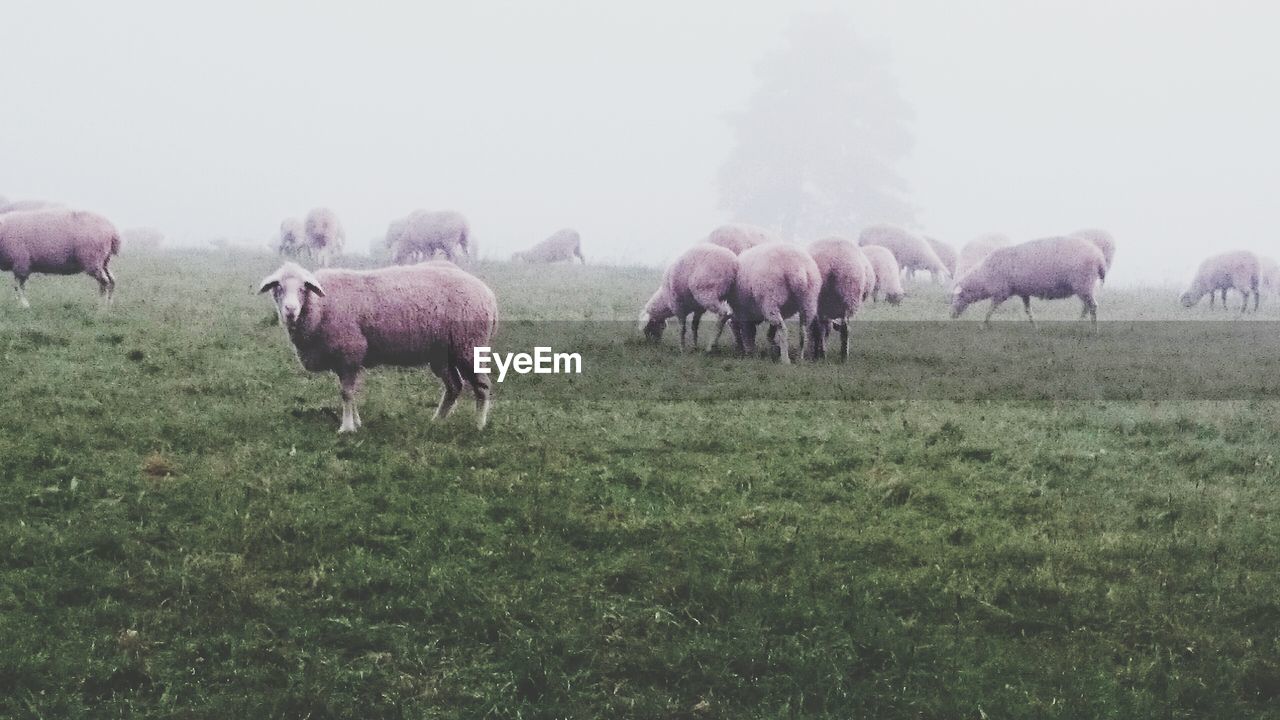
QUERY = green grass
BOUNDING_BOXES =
[1,250,1279,718]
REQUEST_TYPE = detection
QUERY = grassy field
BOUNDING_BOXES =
[2,250,1279,718]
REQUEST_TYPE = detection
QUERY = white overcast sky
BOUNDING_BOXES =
[2,0,1277,283]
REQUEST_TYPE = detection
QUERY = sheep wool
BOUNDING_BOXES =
[304,207,345,267]
[705,223,779,255]
[258,261,499,433]
[858,224,949,280]
[1180,250,1260,313]
[640,243,738,351]
[729,242,821,364]
[0,208,120,308]
[807,237,869,360]
[392,210,470,264]
[513,228,585,263]
[861,245,905,305]
[951,236,1107,326]
[955,233,1012,281]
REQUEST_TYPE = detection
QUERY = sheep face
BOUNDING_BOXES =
[950,283,978,318]
[259,263,326,327]
[1179,290,1201,308]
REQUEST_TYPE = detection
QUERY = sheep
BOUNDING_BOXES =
[0,208,121,308]
[640,243,737,351]
[705,223,779,255]
[860,245,905,305]
[258,261,498,433]
[806,237,869,360]
[729,242,820,364]
[278,217,306,257]
[855,249,876,302]
[858,224,949,281]
[1179,250,1260,313]
[390,209,470,264]
[1070,228,1116,271]
[951,236,1107,327]
[304,207,345,267]
[513,228,585,264]
[954,233,1012,281]
[925,236,957,278]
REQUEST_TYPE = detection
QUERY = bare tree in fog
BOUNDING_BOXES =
[719,13,915,239]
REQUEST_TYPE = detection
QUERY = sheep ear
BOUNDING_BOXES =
[258,275,281,294]
[304,280,326,297]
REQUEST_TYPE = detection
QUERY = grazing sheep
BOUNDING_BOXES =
[640,243,737,351]
[391,209,470,264]
[955,233,1012,281]
[1179,250,1260,313]
[807,237,869,360]
[0,208,121,307]
[705,223,779,255]
[729,242,820,364]
[304,207,345,267]
[278,218,306,257]
[1070,228,1116,271]
[513,228,585,264]
[951,236,1107,327]
[258,261,498,433]
[861,245,905,305]
[854,250,876,302]
[858,224,949,281]
[925,236,957,278]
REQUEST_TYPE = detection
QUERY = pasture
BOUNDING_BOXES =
[2,250,1279,718]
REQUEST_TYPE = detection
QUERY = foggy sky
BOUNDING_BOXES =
[2,0,1278,283]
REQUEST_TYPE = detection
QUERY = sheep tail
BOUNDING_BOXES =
[110,232,122,256]
[1096,259,1106,283]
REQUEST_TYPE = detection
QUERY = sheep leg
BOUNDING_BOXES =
[1255,288,1261,312]
[1240,289,1250,314]
[677,314,689,351]
[837,319,850,360]
[765,310,790,364]
[13,275,30,309]
[433,365,464,422]
[1081,295,1098,330]
[337,369,363,433]
[983,299,1006,327]
[455,359,493,430]
[103,265,116,304]
[690,310,706,350]
[1021,296,1037,329]
[709,307,732,352]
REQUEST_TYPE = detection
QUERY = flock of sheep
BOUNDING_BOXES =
[1,194,1277,432]
[641,223,1115,362]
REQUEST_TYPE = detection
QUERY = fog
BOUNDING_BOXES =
[2,0,1277,284]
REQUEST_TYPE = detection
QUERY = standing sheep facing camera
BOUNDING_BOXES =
[729,242,820,363]
[705,223,779,255]
[807,237,869,360]
[640,243,737,351]
[951,236,1107,327]
[258,261,498,433]
[955,233,1012,281]
[304,207,345,267]
[1179,250,1260,313]
[513,228,584,263]
[391,210,471,264]
[858,224,949,281]
[278,217,306,257]
[860,245,905,305]
[0,208,121,308]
